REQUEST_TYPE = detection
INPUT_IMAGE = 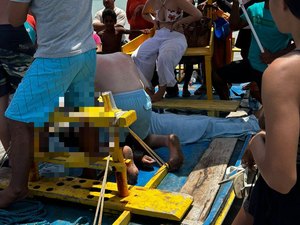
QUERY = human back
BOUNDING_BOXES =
[95,52,144,94]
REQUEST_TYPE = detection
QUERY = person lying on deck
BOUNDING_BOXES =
[95,52,184,174]
[95,52,260,172]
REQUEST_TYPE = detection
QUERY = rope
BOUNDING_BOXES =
[128,128,166,167]
[93,155,110,225]
[0,199,47,224]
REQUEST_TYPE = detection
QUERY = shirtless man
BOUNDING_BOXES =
[95,52,184,171]
[99,9,149,54]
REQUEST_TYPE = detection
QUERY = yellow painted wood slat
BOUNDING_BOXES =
[214,189,236,225]
[49,107,137,128]
[0,176,193,221]
[113,211,131,225]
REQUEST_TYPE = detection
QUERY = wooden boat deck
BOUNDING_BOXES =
[152,99,240,113]
[0,135,250,224]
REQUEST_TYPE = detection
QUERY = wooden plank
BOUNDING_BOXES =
[152,99,240,112]
[180,138,238,224]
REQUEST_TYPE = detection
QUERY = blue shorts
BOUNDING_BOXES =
[5,50,96,126]
[114,89,152,140]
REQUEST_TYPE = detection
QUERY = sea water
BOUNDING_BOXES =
[92,0,127,18]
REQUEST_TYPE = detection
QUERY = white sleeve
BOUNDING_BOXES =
[117,9,127,27]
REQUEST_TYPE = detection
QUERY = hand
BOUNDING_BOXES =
[141,29,150,34]
[142,155,156,166]
[242,131,265,170]
[171,21,182,32]
[260,48,274,64]
[242,146,256,170]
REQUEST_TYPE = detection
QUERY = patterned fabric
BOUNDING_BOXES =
[0,49,33,97]
[5,50,96,126]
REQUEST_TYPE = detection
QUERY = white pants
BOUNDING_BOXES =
[132,28,187,87]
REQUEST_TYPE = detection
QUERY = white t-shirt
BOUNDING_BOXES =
[93,7,127,27]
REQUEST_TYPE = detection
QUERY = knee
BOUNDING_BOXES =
[7,119,33,140]
[157,54,173,68]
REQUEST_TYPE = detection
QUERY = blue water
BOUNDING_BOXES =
[92,0,127,16]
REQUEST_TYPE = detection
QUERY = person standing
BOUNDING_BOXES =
[233,0,300,224]
[0,0,96,208]
[93,0,127,33]
[99,9,150,54]
[212,0,294,102]
[0,0,35,155]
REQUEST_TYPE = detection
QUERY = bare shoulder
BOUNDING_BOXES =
[264,53,300,84]
[263,52,300,97]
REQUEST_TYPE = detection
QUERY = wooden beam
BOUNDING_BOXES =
[181,138,238,224]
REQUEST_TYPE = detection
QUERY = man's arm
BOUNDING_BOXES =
[229,0,248,31]
[8,1,30,27]
[261,41,296,65]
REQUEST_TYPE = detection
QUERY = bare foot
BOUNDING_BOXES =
[123,146,139,185]
[167,134,184,171]
[0,186,28,208]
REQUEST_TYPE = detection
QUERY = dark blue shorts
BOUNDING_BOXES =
[0,48,33,97]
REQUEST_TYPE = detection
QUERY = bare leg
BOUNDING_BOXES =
[151,85,166,102]
[122,146,139,185]
[232,207,254,225]
[0,94,10,150]
[212,70,230,100]
[145,134,184,171]
[0,119,33,208]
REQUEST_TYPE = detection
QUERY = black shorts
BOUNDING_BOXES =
[217,59,263,91]
[247,170,300,225]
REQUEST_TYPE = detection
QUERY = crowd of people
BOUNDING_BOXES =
[1,0,300,224]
